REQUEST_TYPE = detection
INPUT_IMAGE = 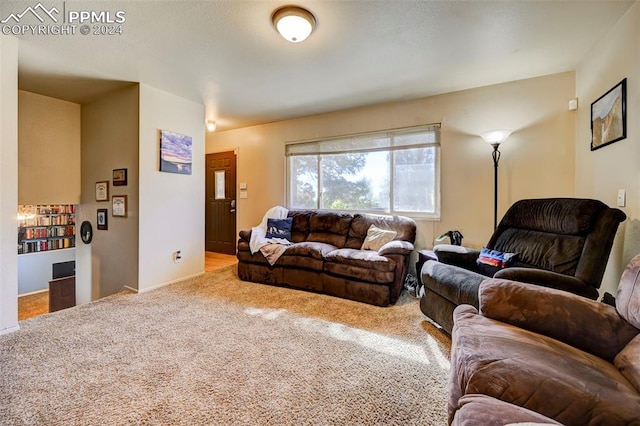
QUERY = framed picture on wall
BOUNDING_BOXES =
[591,78,627,151]
[95,181,109,201]
[112,195,128,217]
[113,168,128,186]
[159,130,193,175]
[97,209,108,230]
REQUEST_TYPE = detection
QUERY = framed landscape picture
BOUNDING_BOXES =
[159,130,193,175]
[591,78,627,151]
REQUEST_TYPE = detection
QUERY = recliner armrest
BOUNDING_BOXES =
[238,229,251,241]
[378,240,414,256]
[478,278,638,362]
[494,267,599,299]
[433,244,480,271]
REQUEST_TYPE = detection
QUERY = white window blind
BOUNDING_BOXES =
[286,124,441,217]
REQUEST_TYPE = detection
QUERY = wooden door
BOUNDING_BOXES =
[205,151,237,254]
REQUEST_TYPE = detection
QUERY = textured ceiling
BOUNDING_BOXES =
[2,0,634,131]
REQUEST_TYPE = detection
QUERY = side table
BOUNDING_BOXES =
[49,276,76,312]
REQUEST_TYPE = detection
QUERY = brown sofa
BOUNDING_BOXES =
[237,210,416,306]
[448,254,640,425]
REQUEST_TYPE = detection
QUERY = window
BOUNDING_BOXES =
[286,124,440,218]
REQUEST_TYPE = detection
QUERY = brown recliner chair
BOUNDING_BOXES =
[420,198,626,334]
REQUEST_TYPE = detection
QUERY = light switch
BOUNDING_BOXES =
[617,189,626,207]
[568,99,578,111]
[239,191,248,199]
[239,183,247,190]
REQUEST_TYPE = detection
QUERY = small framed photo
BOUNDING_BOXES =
[113,168,128,186]
[112,195,128,217]
[95,181,109,201]
[591,78,627,151]
[97,209,108,230]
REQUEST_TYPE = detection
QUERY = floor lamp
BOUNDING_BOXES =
[481,129,512,230]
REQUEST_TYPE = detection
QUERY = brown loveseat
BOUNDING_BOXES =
[237,210,416,306]
[448,254,640,425]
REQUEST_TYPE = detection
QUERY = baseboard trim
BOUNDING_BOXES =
[18,289,48,298]
[0,324,20,335]
[137,271,206,294]
[122,285,138,294]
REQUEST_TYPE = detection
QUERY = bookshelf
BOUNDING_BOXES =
[18,204,76,254]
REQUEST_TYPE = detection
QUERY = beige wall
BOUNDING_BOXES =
[18,90,81,204]
[576,1,640,296]
[0,35,19,334]
[138,84,205,292]
[208,72,576,264]
[76,84,139,302]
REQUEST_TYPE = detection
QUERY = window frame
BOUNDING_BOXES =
[285,124,441,220]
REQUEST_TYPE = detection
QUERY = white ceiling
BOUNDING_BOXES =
[2,0,635,131]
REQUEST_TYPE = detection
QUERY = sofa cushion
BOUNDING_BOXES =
[324,263,395,284]
[324,249,396,283]
[288,210,314,243]
[361,225,397,251]
[307,212,353,247]
[278,254,324,271]
[492,228,584,275]
[325,248,396,272]
[284,242,337,260]
[237,248,270,265]
[496,198,606,235]
[451,305,640,425]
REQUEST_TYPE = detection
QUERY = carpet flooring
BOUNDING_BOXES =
[1,266,451,425]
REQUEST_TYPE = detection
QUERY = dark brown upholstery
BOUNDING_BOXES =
[420,198,626,334]
[237,211,416,306]
[448,254,640,425]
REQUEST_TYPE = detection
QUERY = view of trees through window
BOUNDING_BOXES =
[288,126,439,216]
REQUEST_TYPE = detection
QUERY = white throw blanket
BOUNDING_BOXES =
[249,206,292,265]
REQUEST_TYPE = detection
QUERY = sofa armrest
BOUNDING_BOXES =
[378,240,414,256]
[479,278,639,361]
[494,267,599,299]
[433,244,480,270]
[238,229,251,241]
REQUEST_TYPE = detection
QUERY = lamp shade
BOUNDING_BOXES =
[481,129,512,145]
[272,6,316,43]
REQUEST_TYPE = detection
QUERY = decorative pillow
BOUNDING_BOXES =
[477,247,518,268]
[266,218,293,241]
[361,225,397,251]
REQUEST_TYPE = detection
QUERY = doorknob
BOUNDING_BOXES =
[230,199,236,213]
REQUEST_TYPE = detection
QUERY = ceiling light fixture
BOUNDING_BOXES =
[206,120,217,132]
[272,6,316,43]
